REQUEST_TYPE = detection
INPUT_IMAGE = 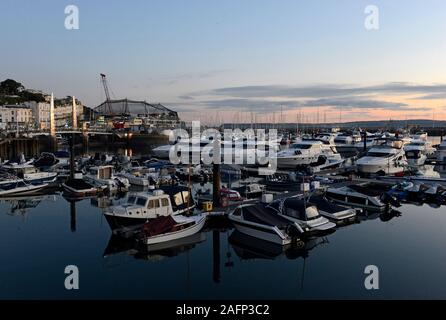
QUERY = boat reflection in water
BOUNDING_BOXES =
[103,232,206,262]
[228,230,329,261]
[355,207,402,223]
[0,194,57,217]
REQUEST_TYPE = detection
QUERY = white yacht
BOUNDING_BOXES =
[436,139,446,162]
[151,139,213,161]
[276,141,324,169]
[334,133,377,153]
[277,140,343,170]
[404,140,436,166]
[356,139,407,175]
[84,165,130,192]
[410,131,428,141]
[219,139,279,166]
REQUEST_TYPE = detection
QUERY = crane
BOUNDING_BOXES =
[100,73,113,115]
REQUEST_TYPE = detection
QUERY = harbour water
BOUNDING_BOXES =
[1,192,446,299]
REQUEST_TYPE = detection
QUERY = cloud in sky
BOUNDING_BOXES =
[188,97,418,112]
[192,82,446,99]
[154,69,230,87]
[176,82,440,115]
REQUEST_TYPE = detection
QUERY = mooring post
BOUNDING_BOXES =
[362,131,367,152]
[213,163,221,207]
[212,230,221,283]
[69,133,75,179]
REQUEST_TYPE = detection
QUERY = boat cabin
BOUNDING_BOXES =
[89,166,114,179]
[123,190,174,217]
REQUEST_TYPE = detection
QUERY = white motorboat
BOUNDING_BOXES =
[2,162,58,185]
[355,138,407,175]
[104,186,195,229]
[0,178,48,197]
[228,204,304,245]
[334,134,357,154]
[436,139,446,162]
[404,140,435,166]
[410,131,428,141]
[268,197,336,233]
[325,183,388,211]
[277,139,343,171]
[84,165,130,192]
[276,141,325,169]
[151,138,213,160]
[335,132,377,154]
[219,140,279,166]
[138,213,206,245]
[308,194,357,222]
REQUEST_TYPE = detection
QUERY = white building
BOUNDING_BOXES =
[25,100,83,129]
[25,101,50,129]
[0,105,33,129]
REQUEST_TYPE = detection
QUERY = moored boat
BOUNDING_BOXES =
[137,213,206,245]
[267,197,336,233]
[0,178,48,197]
[325,183,390,211]
[228,204,304,245]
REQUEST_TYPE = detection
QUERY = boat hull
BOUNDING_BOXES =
[229,216,291,245]
[142,215,207,245]
[0,184,47,197]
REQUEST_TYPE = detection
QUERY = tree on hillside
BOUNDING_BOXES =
[0,79,45,104]
[0,79,25,95]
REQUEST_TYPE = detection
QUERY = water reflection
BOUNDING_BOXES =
[0,194,57,217]
[103,232,207,262]
[228,230,328,261]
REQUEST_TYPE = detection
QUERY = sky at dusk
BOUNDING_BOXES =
[1,0,446,123]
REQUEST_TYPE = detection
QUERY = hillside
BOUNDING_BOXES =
[0,79,46,105]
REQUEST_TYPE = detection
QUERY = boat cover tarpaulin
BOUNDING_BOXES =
[65,178,95,190]
[142,216,177,237]
[309,195,348,213]
[242,205,291,228]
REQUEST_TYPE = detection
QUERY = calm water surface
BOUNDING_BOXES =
[1,191,446,299]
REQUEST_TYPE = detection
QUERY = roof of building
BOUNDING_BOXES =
[0,104,31,109]
[94,99,178,119]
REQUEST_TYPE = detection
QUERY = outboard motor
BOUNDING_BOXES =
[286,223,305,239]
[381,192,401,207]
[114,178,126,191]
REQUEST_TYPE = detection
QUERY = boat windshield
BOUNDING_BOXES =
[136,197,147,206]
[291,144,312,149]
[366,152,392,157]
[305,206,320,219]
[127,196,136,204]
[408,142,425,146]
